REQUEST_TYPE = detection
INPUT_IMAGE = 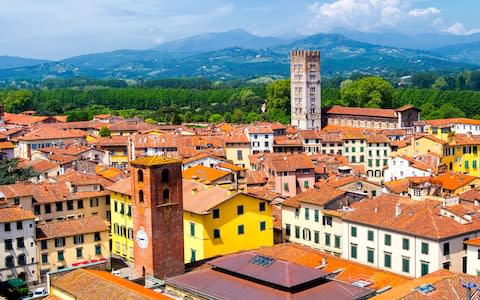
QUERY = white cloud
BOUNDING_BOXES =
[307,0,409,32]
[408,7,440,17]
[442,22,480,35]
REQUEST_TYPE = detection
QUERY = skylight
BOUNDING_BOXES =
[249,255,275,267]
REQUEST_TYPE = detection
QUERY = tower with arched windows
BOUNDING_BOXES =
[130,156,184,279]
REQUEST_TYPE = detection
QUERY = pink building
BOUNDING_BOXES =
[262,153,315,197]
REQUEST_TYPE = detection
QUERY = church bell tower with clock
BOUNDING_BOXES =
[130,156,185,279]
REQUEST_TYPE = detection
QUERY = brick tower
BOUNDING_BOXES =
[290,50,321,130]
[130,156,184,279]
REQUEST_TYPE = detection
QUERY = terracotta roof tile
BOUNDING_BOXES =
[18,127,86,141]
[0,141,14,149]
[0,207,35,223]
[425,118,480,127]
[36,216,109,240]
[264,153,314,172]
[246,170,268,185]
[4,112,48,126]
[51,268,170,299]
[105,177,132,196]
[182,165,231,182]
[326,106,397,118]
[282,188,346,208]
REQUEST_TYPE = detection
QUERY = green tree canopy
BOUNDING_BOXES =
[2,90,34,113]
[99,126,112,137]
[208,113,224,124]
[0,158,39,185]
[340,76,394,108]
[266,79,290,123]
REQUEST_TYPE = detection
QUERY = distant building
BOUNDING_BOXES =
[290,50,321,130]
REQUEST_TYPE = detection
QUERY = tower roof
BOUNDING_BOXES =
[130,156,182,167]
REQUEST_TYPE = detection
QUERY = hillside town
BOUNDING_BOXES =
[2,50,480,300]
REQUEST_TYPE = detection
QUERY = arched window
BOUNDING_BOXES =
[138,190,144,203]
[137,170,144,182]
[163,188,170,204]
[5,256,14,267]
[162,169,169,183]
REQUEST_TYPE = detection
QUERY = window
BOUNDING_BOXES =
[384,252,392,268]
[259,202,266,212]
[478,249,480,260]
[368,230,374,241]
[127,205,131,217]
[4,222,10,232]
[381,233,390,246]
[237,205,244,216]
[119,203,124,214]
[162,188,170,204]
[402,238,410,250]
[295,226,300,239]
[421,261,429,276]
[351,244,358,259]
[17,238,24,248]
[138,190,144,203]
[443,242,450,255]
[304,208,310,220]
[73,235,84,245]
[284,183,289,191]
[41,254,48,264]
[58,251,65,261]
[285,224,291,236]
[94,232,101,241]
[190,222,195,236]
[95,245,102,255]
[334,235,341,248]
[5,239,12,251]
[421,242,429,255]
[137,170,144,182]
[443,261,451,270]
[213,208,220,219]
[190,249,196,263]
[402,257,410,273]
[260,221,266,231]
[76,248,83,258]
[162,169,169,183]
[56,202,63,212]
[238,225,245,235]
[55,237,65,247]
[213,229,221,239]
[34,206,40,215]
[313,210,319,222]
[325,233,331,246]
[41,240,47,250]
[303,228,311,241]
[314,231,320,243]
[237,150,243,160]
[45,204,51,213]
[351,226,357,237]
[322,216,332,226]
[90,198,99,207]
[367,248,374,263]
[16,221,23,230]
[77,200,83,209]
[5,256,14,267]
[67,200,74,210]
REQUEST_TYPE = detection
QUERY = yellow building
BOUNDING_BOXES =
[442,134,480,176]
[36,216,110,282]
[106,177,134,261]
[396,135,447,157]
[90,136,129,169]
[225,132,251,168]
[183,180,273,263]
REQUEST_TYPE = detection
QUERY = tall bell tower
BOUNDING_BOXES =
[290,50,321,130]
[130,156,184,279]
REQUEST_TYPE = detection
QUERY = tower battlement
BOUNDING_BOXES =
[290,50,320,58]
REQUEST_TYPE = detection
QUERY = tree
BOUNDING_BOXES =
[208,113,224,124]
[432,77,449,90]
[266,79,290,122]
[340,76,394,108]
[231,108,244,123]
[2,90,34,113]
[99,126,112,137]
[0,158,39,185]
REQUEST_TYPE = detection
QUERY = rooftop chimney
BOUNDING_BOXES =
[395,203,402,217]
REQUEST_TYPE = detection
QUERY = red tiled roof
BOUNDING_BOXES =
[4,112,48,126]
[282,188,346,208]
[36,216,109,240]
[0,207,35,223]
[0,141,14,149]
[246,170,268,185]
[425,118,480,127]
[248,125,273,134]
[51,268,170,299]
[344,194,480,240]
[264,153,314,172]
[326,106,397,118]
[105,177,132,196]
[18,127,86,141]
[182,165,231,183]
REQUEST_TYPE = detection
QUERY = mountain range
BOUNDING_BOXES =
[1,29,480,82]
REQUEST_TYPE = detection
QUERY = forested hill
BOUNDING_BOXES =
[0,33,475,82]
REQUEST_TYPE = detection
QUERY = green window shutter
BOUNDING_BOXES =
[385,234,391,246]
[351,244,357,258]
[367,249,374,263]
[351,226,357,237]
[384,253,391,268]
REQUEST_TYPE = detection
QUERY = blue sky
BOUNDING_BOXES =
[0,0,478,60]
